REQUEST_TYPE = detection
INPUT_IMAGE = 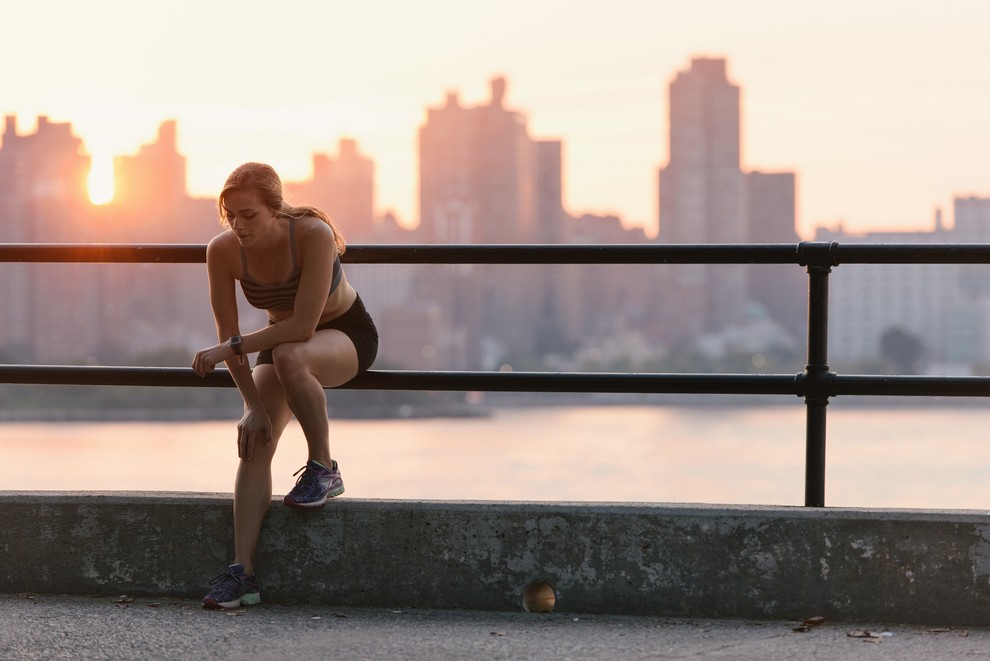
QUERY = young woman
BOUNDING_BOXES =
[192,162,378,609]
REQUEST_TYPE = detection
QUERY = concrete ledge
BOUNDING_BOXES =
[2,492,989,625]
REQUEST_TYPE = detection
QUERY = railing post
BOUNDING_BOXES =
[798,242,838,507]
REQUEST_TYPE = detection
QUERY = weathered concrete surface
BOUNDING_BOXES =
[2,493,989,626]
[4,594,988,661]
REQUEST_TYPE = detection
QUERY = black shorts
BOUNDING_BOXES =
[255,294,378,373]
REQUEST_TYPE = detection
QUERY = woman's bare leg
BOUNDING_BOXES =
[272,329,359,465]
[232,364,291,575]
[232,331,358,572]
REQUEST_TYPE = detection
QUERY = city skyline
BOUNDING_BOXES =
[5,54,990,373]
[3,1,988,238]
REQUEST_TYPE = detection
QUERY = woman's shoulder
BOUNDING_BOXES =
[206,229,240,261]
[294,215,336,243]
[207,228,239,248]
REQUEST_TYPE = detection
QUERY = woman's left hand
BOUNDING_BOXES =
[192,342,232,377]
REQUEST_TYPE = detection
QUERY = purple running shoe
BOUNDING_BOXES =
[283,459,344,508]
[202,564,260,609]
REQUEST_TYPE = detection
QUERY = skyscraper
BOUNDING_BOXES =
[105,121,220,355]
[0,115,97,361]
[658,57,747,335]
[113,120,187,238]
[658,58,800,345]
[419,76,547,245]
[288,138,376,242]
[659,57,744,243]
[417,77,564,367]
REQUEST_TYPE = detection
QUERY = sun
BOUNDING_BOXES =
[88,153,115,205]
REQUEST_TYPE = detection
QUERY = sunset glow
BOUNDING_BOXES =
[3,1,988,236]
[87,154,114,205]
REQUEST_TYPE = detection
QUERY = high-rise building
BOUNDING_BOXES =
[287,138,375,242]
[657,57,799,346]
[949,197,990,360]
[817,200,990,372]
[559,214,653,353]
[112,120,187,240]
[100,122,221,357]
[0,116,231,362]
[658,57,747,335]
[419,77,548,245]
[953,196,990,238]
[659,58,743,242]
[951,196,990,297]
[746,171,804,337]
[534,140,567,243]
[745,172,797,243]
[817,223,967,370]
[417,77,565,367]
[0,115,91,242]
[0,115,98,361]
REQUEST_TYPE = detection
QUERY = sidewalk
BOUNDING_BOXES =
[0,593,985,660]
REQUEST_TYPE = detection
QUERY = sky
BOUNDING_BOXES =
[2,0,988,238]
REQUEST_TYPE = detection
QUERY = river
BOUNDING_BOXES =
[2,404,988,509]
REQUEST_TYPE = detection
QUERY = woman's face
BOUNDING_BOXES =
[222,189,278,247]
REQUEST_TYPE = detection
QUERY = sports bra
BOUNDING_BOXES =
[239,218,342,312]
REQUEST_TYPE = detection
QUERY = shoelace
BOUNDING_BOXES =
[209,568,246,590]
[292,465,318,487]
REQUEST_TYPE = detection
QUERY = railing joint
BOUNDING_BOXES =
[802,365,836,401]
[797,241,840,270]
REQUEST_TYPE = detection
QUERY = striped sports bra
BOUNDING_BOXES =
[239,218,342,312]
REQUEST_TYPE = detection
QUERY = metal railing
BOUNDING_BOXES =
[4,241,990,507]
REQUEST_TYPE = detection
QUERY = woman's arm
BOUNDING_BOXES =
[192,219,336,367]
[192,234,270,457]
[232,219,337,353]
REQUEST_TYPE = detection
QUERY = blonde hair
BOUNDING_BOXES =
[218,162,346,254]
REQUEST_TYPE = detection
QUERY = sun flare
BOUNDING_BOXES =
[87,154,114,205]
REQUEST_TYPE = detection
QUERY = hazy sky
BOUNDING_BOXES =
[3,0,988,237]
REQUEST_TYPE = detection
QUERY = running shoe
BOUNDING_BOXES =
[202,564,260,609]
[283,459,344,508]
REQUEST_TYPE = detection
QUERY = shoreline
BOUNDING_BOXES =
[1,393,987,423]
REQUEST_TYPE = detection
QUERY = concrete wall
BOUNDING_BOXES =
[2,493,989,625]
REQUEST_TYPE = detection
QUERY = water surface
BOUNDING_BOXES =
[2,405,988,509]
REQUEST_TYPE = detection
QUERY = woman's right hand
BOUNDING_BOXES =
[237,406,272,461]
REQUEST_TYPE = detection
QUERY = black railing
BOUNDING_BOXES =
[4,241,990,507]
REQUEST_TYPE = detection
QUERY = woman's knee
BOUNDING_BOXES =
[237,431,282,468]
[272,342,308,380]
[238,449,276,473]
[272,332,359,388]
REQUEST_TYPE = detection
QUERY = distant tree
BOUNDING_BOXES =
[880,327,924,374]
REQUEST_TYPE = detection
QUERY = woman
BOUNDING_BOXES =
[192,162,378,609]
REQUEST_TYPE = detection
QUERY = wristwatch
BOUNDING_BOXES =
[228,335,245,365]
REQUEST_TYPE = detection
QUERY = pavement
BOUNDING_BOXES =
[1,593,987,660]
